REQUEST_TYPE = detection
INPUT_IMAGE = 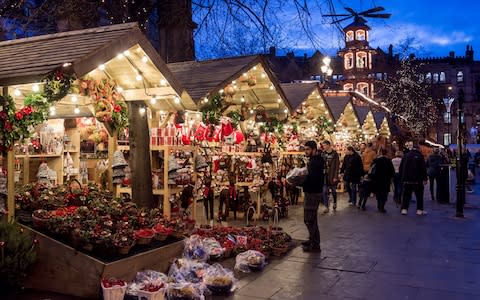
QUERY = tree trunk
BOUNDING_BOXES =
[128,101,153,208]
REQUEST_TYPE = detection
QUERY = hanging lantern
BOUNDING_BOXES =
[224,84,236,97]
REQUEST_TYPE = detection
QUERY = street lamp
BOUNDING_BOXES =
[320,56,333,88]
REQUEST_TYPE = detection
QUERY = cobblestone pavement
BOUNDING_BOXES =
[16,177,480,300]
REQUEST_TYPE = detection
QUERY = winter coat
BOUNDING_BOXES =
[322,150,340,186]
[362,148,377,173]
[302,154,325,194]
[426,153,444,177]
[341,152,364,183]
[370,156,395,194]
[399,149,427,184]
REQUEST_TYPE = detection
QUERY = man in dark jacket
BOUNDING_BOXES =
[340,146,364,206]
[426,148,445,202]
[370,148,395,213]
[301,140,324,252]
[399,144,428,215]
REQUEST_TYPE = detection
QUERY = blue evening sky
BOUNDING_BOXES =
[284,0,480,59]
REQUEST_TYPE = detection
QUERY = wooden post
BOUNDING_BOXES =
[7,150,14,221]
[163,148,170,218]
[107,133,116,192]
[128,101,153,208]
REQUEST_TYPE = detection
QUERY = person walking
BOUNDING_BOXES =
[321,140,340,213]
[426,148,444,202]
[391,151,403,205]
[203,177,214,220]
[370,148,395,213]
[400,143,428,215]
[340,145,364,206]
[301,140,324,252]
[358,142,377,210]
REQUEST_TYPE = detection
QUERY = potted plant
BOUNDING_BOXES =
[0,220,38,293]
[31,209,50,230]
[112,230,135,255]
[152,224,172,241]
[135,228,154,245]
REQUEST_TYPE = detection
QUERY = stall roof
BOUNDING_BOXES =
[167,55,291,112]
[0,23,184,99]
[323,92,351,122]
[373,111,386,129]
[354,105,371,124]
[280,82,317,110]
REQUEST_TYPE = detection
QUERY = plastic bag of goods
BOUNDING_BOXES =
[202,237,225,260]
[168,258,210,283]
[136,282,166,300]
[101,278,127,300]
[126,270,168,298]
[203,263,237,295]
[166,282,204,300]
[235,250,266,273]
[286,167,308,186]
[183,235,209,262]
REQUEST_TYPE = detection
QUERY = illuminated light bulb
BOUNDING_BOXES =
[14,88,21,96]
[117,53,124,59]
[63,62,72,67]
[174,96,180,104]
[243,72,247,77]
[219,89,224,94]
[250,109,254,114]
[139,106,146,115]
[116,86,123,93]
[160,79,167,86]
[284,109,288,113]
[277,98,281,103]
[233,85,238,89]
[241,96,245,102]
[49,110,56,116]
[49,106,56,112]
[253,66,257,71]
[204,97,209,103]
[320,103,324,107]
[71,95,78,103]
[150,97,157,104]
[123,50,130,56]
[232,80,236,84]
[136,74,143,81]
[98,64,105,70]
[317,95,320,99]
[269,85,274,90]
[32,84,39,92]
[261,73,266,78]
[74,106,80,114]
[142,56,148,63]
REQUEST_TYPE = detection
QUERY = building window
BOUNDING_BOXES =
[356,30,365,41]
[357,82,368,94]
[383,73,388,80]
[425,72,432,83]
[311,75,322,81]
[440,72,446,83]
[443,133,451,146]
[433,73,439,83]
[376,73,383,80]
[443,112,451,124]
[457,71,464,82]
[345,53,354,69]
[356,52,367,68]
[344,83,353,91]
[346,31,354,42]
[419,74,425,82]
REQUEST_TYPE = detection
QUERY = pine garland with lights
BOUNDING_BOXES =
[379,58,438,136]
[201,94,225,125]
[0,219,38,289]
[315,115,334,135]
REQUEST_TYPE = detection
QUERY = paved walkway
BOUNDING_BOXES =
[16,178,480,299]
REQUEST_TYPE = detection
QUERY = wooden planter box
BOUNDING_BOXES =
[22,226,184,299]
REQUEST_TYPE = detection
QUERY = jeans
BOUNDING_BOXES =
[402,183,424,211]
[323,185,337,207]
[428,175,439,200]
[304,192,322,247]
[393,173,402,203]
[203,197,214,220]
[345,181,358,205]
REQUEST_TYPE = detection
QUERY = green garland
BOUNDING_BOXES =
[315,116,334,134]
[201,94,224,125]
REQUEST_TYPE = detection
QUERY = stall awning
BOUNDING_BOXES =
[280,82,317,110]
[324,92,351,122]
[354,105,371,124]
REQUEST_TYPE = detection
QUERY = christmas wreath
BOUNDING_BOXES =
[79,78,129,132]
[43,68,75,102]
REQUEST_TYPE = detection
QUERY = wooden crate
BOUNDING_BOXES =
[23,226,184,299]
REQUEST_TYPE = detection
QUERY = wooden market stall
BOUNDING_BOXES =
[354,105,379,142]
[324,91,362,153]
[0,22,195,297]
[167,55,294,220]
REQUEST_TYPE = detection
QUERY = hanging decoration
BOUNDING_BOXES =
[79,78,128,133]
[201,94,224,125]
[0,68,75,153]
[315,116,334,135]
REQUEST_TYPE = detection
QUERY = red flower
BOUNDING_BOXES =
[0,111,7,120]
[15,112,23,120]
[113,105,121,113]
[22,106,33,115]
[54,70,64,80]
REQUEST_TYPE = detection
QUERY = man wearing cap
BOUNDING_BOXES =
[301,141,325,252]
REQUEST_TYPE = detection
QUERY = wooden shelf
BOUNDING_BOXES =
[15,153,62,158]
[150,145,196,151]
[117,145,130,151]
